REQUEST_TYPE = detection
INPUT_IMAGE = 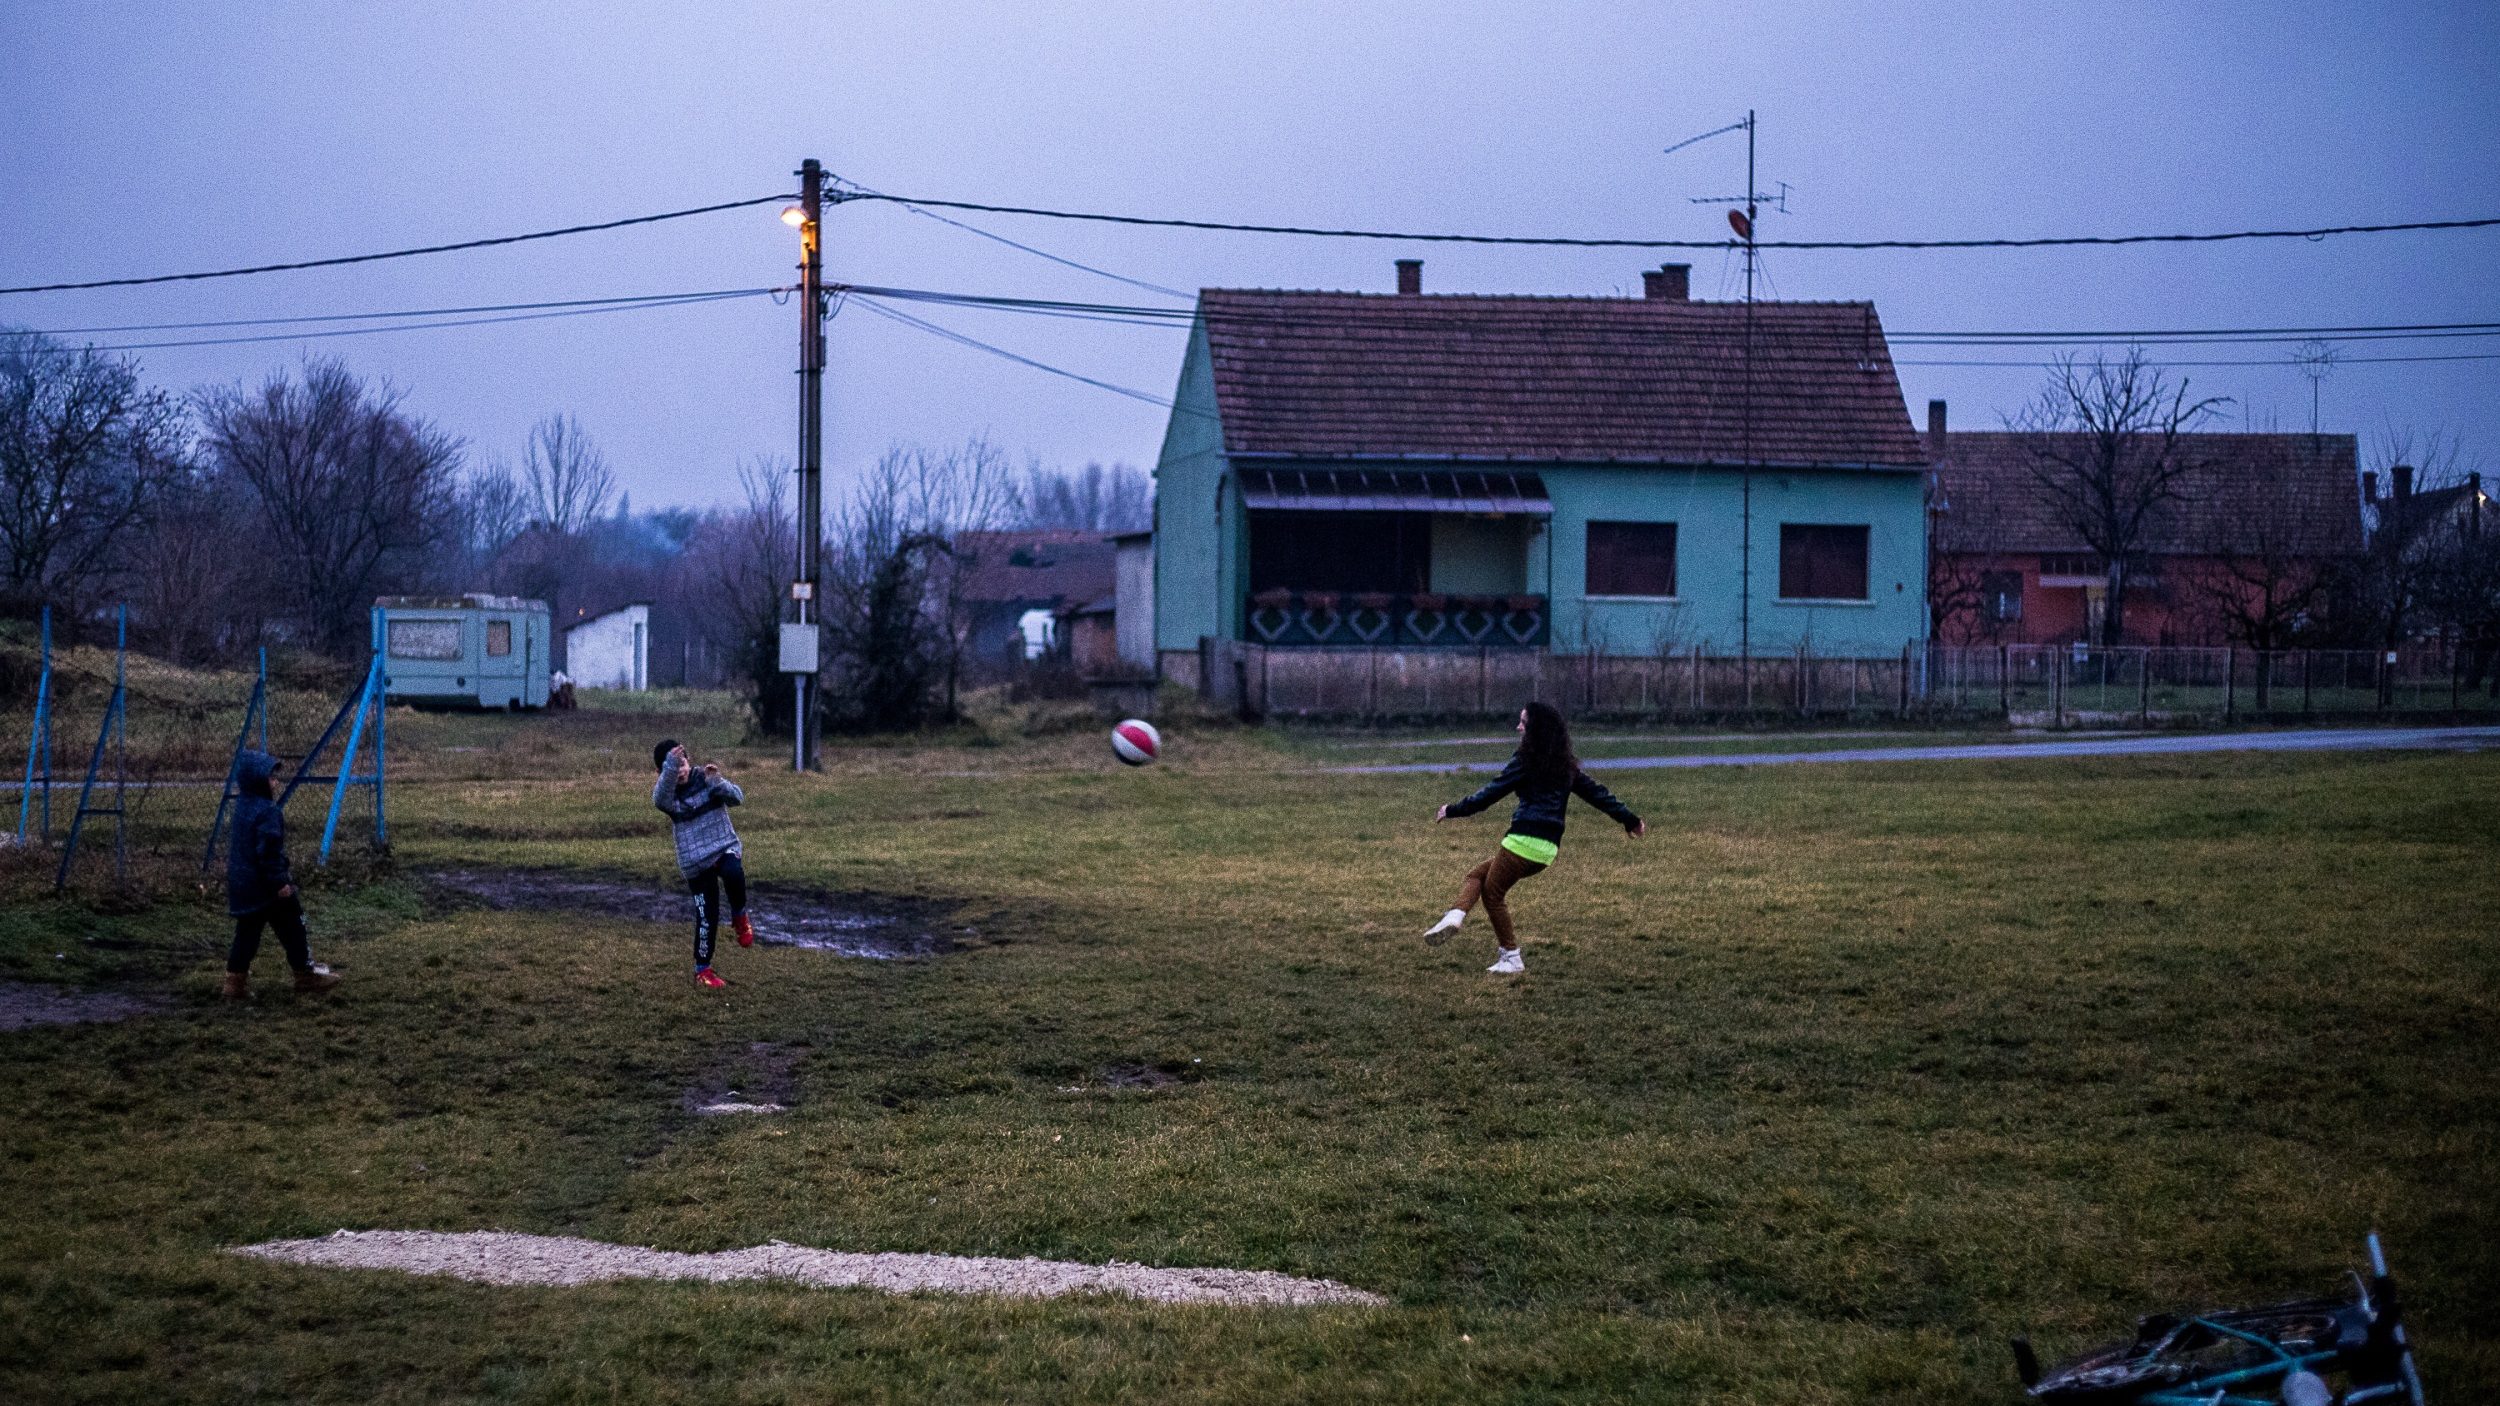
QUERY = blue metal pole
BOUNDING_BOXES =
[320,656,381,864]
[17,605,49,841]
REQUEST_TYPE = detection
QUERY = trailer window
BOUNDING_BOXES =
[387,619,462,661]
[486,620,512,657]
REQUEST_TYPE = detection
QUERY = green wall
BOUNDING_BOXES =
[1151,321,1231,654]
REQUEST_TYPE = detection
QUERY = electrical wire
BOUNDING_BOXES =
[74,289,773,352]
[833,191,2500,251]
[0,194,794,295]
[846,296,1182,411]
[1,288,780,338]
[831,177,1191,300]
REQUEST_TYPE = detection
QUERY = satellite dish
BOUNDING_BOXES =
[1727,209,1753,241]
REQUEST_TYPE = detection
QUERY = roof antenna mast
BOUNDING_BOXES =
[1665,112,1788,689]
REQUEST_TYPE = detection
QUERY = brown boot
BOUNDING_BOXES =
[293,966,341,994]
[220,972,249,1001]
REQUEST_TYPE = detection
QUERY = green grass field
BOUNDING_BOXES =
[2,694,2495,1403]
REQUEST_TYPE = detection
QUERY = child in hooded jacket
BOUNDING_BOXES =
[1426,701,1643,973]
[222,750,341,999]
[652,739,753,988]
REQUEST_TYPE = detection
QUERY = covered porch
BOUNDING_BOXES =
[1239,467,1551,647]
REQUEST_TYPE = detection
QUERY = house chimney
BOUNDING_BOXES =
[1927,399,1948,443]
[1395,259,1422,295]
[2394,463,2414,499]
[1642,263,1690,300]
[2361,470,2378,502]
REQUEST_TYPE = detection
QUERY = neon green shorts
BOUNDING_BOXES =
[1499,833,1559,866]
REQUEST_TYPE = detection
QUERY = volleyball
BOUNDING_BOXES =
[1110,719,1161,766]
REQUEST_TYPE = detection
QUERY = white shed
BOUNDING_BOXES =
[565,603,650,690]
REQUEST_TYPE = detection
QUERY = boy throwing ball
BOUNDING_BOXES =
[651,739,753,989]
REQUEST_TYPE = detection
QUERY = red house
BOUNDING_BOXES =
[1925,402,2363,647]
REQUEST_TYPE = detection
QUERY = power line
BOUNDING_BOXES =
[3,287,779,337]
[72,289,773,352]
[833,191,2500,251]
[846,296,1182,411]
[831,177,1191,299]
[0,195,793,296]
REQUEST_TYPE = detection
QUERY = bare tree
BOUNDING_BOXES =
[197,360,464,654]
[2358,426,2471,655]
[521,412,616,535]
[2015,349,2230,645]
[821,438,1021,730]
[0,330,191,618]
[683,457,798,732]
[1014,460,1153,533]
[2189,460,2340,709]
[128,473,267,665]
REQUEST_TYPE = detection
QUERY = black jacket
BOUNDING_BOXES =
[225,750,295,915]
[1445,751,1641,844]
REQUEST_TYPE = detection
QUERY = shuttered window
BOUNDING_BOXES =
[1777,524,1869,600]
[1585,521,1677,597]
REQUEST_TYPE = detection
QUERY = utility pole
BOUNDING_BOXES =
[1738,111,1758,707]
[792,157,826,771]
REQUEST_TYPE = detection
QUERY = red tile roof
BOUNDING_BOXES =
[1930,431,2362,557]
[1197,289,1928,469]
[954,530,1117,607]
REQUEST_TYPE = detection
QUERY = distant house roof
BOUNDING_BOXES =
[374,593,546,612]
[956,530,1117,608]
[1196,289,1929,469]
[1930,432,2363,557]
[563,601,650,636]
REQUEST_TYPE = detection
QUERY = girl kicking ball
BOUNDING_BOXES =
[1426,701,1643,973]
[652,739,753,989]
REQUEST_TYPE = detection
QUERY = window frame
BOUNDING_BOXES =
[485,619,513,657]
[1776,523,1871,602]
[1583,520,1679,599]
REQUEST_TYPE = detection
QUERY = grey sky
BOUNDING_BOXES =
[5,2,2495,511]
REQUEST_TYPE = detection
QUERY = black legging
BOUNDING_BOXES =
[688,852,747,968]
[229,895,312,975]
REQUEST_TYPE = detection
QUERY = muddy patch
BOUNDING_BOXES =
[682,1040,805,1117]
[422,868,966,959]
[0,980,167,1032]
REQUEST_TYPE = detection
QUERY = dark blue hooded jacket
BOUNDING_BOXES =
[1444,751,1641,845]
[225,750,295,916]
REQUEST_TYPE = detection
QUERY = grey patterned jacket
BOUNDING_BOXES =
[652,768,744,877]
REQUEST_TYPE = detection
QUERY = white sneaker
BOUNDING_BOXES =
[1423,909,1466,946]
[1487,948,1524,974]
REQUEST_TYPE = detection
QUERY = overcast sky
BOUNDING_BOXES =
[5,2,2495,510]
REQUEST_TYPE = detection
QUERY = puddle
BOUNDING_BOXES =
[0,980,167,1032]
[423,869,965,959]
[683,1040,805,1117]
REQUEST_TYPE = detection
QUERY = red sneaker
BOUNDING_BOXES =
[694,968,728,990]
[732,913,755,948]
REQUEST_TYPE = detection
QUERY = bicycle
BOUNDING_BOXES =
[2012,1233,2426,1405]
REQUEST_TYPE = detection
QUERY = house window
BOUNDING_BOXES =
[1777,524,1869,600]
[1247,511,1430,595]
[1981,571,2024,622]
[386,619,462,661]
[486,620,513,657]
[1585,521,1677,597]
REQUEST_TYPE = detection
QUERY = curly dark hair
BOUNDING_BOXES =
[1518,701,1577,790]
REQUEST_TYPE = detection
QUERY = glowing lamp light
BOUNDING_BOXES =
[780,204,807,228]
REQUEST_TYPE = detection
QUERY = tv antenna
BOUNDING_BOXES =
[1661,109,1785,692]
[2293,339,2340,436]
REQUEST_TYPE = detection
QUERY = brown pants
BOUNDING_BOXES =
[1454,847,1548,950]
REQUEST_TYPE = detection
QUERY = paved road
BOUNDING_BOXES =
[1335,725,2500,776]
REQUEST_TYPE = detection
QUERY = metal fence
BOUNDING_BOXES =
[1196,638,2500,724]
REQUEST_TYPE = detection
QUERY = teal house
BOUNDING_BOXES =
[1150,262,1932,686]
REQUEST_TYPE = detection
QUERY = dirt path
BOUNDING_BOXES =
[1336,724,2500,775]
[423,869,965,959]
[0,980,165,1032]
[235,1229,1387,1307]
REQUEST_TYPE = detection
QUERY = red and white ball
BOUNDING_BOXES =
[1110,718,1161,767]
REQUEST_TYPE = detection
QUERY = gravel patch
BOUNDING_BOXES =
[0,980,166,1032]
[235,1230,1387,1307]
